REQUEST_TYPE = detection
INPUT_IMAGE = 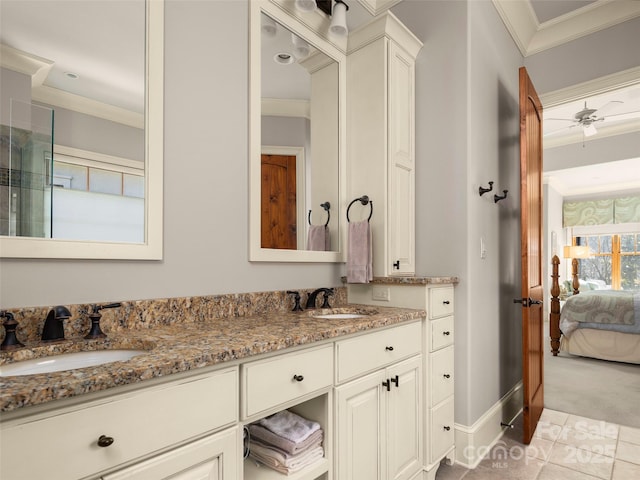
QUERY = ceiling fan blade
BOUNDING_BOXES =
[594,100,624,116]
[546,118,576,122]
[602,109,640,119]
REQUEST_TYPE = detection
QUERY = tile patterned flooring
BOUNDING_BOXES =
[436,409,640,480]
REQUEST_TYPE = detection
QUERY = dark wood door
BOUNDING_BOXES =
[519,66,544,444]
[261,154,297,249]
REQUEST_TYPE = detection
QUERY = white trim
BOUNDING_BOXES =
[539,66,640,108]
[454,381,523,469]
[261,98,310,119]
[356,0,403,17]
[54,145,144,175]
[492,0,640,57]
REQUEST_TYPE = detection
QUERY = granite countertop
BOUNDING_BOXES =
[0,305,425,413]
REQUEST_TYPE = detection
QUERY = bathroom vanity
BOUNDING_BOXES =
[0,302,428,480]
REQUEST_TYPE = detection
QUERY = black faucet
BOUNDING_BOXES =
[41,306,72,342]
[305,288,335,309]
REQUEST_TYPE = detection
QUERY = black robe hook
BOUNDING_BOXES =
[479,181,494,196]
[494,190,508,203]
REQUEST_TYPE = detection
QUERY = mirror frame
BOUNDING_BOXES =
[249,0,346,262]
[0,0,164,260]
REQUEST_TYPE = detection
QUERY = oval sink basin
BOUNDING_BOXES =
[313,313,365,319]
[0,350,146,377]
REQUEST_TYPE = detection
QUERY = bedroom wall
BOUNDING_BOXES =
[543,181,565,318]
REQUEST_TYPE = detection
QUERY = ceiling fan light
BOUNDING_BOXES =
[583,124,597,137]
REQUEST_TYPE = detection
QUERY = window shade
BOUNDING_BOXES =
[563,196,640,227]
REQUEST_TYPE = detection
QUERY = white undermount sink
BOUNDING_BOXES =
[313,313,365,319]
[0,349,146,377]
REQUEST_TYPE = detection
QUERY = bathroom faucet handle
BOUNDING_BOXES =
[85,303,120,339]
[286,291,303,312]
[93,302,122,313]
[0,311,25,351]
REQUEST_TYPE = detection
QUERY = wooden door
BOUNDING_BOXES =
[260,154,297,249]
[519,66,544,444]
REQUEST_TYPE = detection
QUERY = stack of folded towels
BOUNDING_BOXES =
[248,409,324,475]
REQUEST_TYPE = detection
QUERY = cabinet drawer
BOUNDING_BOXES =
[430,316,454,351]
[1,368,238,480]
[429,287,454,319]
[430,346,454,406]
[336,321,422,383]
[430,398,454,463]
[242,344,333,418]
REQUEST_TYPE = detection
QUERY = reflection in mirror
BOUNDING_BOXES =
[0,0,163,259]
[260,12,340,252]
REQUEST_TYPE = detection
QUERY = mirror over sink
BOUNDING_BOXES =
[0,0,163,259]
[249,0,346,262]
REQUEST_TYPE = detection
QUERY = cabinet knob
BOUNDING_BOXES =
[292,374,304,382]
[393,260,400,269]
[443,426,451,431]
[97,435,114,447]
[382,380,391,392]
[443,331,451,336]
[390,375,399,387]
[443,374,451,379]
[385,346,394,351]
[443,300,450,305]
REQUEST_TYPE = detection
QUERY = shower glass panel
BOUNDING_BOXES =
[1,100,54,238]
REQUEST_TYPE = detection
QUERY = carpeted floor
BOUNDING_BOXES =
[544,321,640,428]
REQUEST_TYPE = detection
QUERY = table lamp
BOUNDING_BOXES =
[563,245,590,295]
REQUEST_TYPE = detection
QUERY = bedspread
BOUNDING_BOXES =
[559,290,640,337]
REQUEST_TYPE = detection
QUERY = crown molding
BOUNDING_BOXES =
[357,0,403,16]
[492,0,640,57]
[262,98,311,119]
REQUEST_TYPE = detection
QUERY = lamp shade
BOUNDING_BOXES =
[329,1,348,36]
[563,245,590,259]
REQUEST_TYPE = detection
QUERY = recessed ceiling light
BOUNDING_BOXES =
[65,72,80,79]
[274,53,295,65]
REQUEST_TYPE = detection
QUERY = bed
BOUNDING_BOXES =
[549,255,640,364]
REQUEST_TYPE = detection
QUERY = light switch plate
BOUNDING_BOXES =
[372,286,391,302]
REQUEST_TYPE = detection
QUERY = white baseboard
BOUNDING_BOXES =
[454,381,523,469]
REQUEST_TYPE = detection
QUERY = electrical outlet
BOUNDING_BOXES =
[372,286,391,302]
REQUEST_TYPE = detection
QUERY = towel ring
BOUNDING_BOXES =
[347,195,373,223]
[308,201,331,227]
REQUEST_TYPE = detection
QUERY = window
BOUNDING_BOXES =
[574,233,640,290]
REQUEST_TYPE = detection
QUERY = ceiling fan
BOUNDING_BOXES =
[546,100,638,137]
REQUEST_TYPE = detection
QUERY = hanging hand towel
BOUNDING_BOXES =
[347,220,373,283]
[307,225,330,251]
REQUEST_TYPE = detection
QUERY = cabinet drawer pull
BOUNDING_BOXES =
[382,380,391,392]
[443,374,451,379]
[385,346,394,351]
[393,260,400,269]
[442,331,451,336]
[443,426,451,431]
[97,435,114,447]
[443,300,450,305]
[390,375,399,387]
[292,374,304,382]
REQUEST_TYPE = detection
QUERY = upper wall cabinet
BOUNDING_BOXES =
[346,12,422,277]
[249,0,347,262]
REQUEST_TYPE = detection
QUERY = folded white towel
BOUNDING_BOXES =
[249,424,323,455]
[258,410,321,443]
[347,220,373,283]
[250,445,324,474]
[307,225,330,251]
[249,440,323,467]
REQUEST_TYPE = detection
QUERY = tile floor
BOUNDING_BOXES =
[435,409,640,480]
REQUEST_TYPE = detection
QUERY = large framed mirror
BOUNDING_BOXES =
[0,0,163,259]
[249,0,346,262]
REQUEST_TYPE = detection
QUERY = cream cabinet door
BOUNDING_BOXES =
[335,369,387,480]
[387,356,422,480]
[102,427,239,480]
[387,40,416,276]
